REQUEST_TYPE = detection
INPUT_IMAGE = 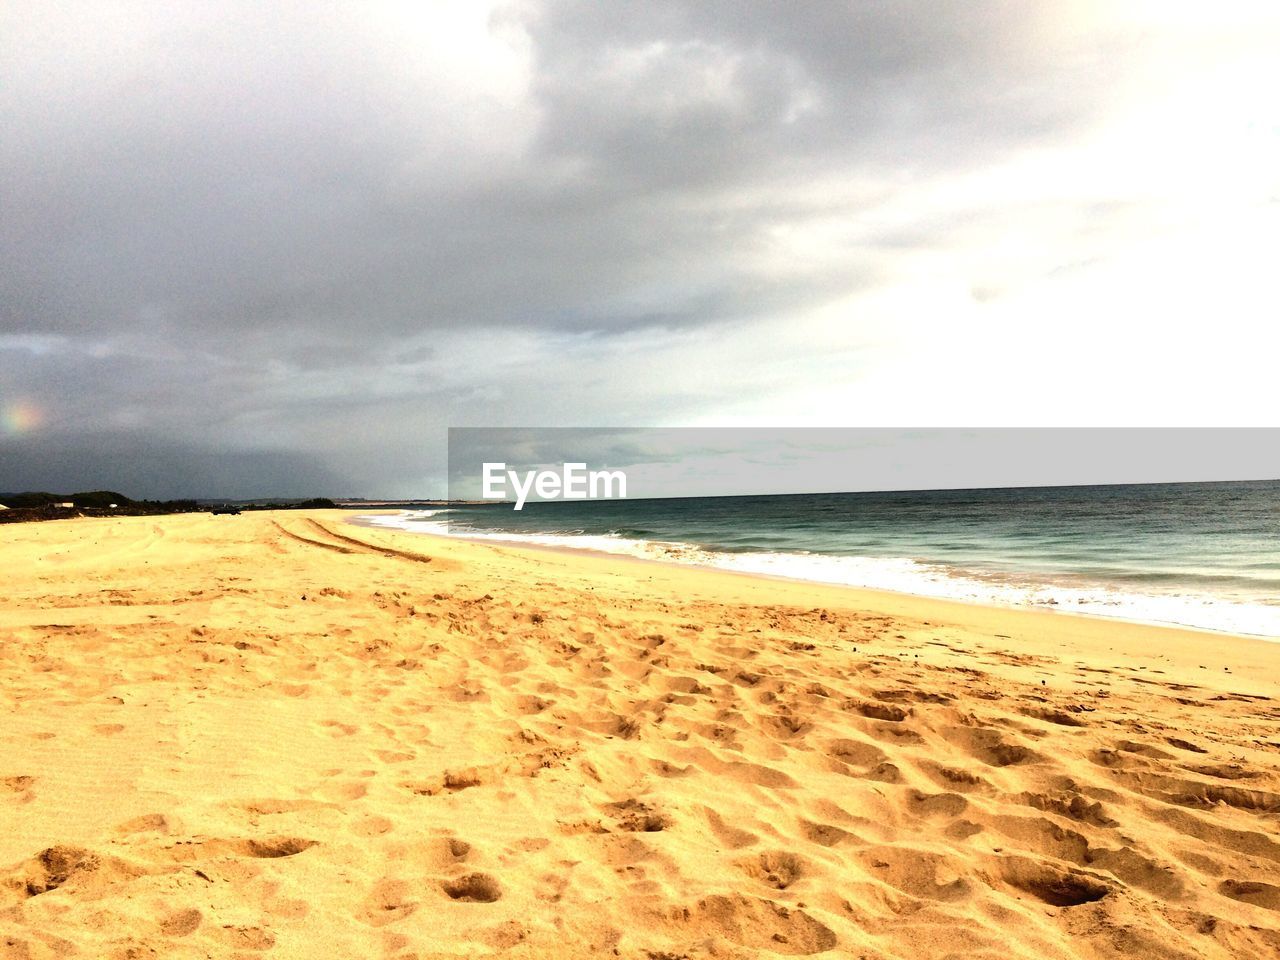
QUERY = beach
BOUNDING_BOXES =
[2,510,1278,959]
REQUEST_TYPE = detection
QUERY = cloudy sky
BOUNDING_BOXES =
[3,1,1278,498]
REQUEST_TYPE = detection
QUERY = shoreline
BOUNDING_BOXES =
[346,510,1280,645]
[340,511,1280,698]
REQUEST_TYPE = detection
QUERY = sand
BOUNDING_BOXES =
[1,510,1278,959]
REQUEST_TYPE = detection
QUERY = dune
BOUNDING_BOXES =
[1,510,1278,958]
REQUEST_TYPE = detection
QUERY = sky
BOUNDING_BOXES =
[2,1,1278,498]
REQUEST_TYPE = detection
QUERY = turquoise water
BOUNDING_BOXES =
[362,479,1280,637]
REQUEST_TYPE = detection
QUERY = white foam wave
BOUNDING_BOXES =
[355,511,1280,638]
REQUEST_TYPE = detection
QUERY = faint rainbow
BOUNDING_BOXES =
[2,400,44,435]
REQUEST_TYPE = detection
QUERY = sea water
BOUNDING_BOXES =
[360,480,1280,637]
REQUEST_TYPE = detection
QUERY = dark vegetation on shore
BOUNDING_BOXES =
[0,491,337,523]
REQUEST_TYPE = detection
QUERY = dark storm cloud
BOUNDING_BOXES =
[0,433,350,500]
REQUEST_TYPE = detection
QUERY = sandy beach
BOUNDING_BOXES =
[2,510,1278,959]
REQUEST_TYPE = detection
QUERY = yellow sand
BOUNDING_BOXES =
[1,510,1278,959]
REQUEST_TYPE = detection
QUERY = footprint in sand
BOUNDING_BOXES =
[658,894,837,955]
[358,878,418,926]
[220,924,276,951]
[1019,705,1089,728]
[481,919,529,949]
[160,907,203,937]
[237,798,320,816]
[402,767,485,796]
[401,836,474,871]
[860,846,972,903]
[906,789,969,819]
[241,837,318,859]
[918,760,989,793]
[948,726,1040,767]
[703,808,757,849]
[2,845,143,906]
[998,855,1111,907]
[798,819,856,847]
[2,775,35,800]
[604,799,670,833]
[156,836,316,863]
[844,699,910,722]
[738,850,805,890]
[114,812,173,835]
[1219,878,1280,911]
[316,778,369,801]
[824,737,887,769]
[440,872,502,903]
[352,815,395,837]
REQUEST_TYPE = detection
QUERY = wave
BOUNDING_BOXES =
[356,511,1280,638]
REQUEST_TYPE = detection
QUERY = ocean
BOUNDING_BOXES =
[359,479,1280,638]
